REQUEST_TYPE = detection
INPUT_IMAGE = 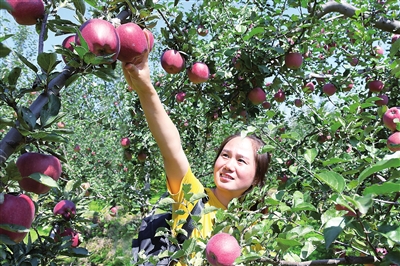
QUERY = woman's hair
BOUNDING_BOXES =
[214,132,271,188]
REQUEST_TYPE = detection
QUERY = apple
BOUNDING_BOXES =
[137,152,147,162]
[197,24,209,36]
[387,132,400,152]
[375,94,389,106]
[75,18,120,63]
[349,57,359,66]
[53,200,76,220]
[124,151,132,161]
[323,83,336,96]
[343,82,353,92]
[205,233,241,266]
[160,50,185,74]
[110,206,118,217]
[187,62,210,84]
[375,45,384,56]
[284,52,303,69]
[303,82,315,94]
[61,35,75,63]
[368,80,384,93]
[262,101,271,109]
[143,28,154,52]
[16,153,62,194]
[247,87,266,105]
[73,144,81,152]
[383,107,400,131]
[274,89,286,102]
[294,99,303,108]
[278,174,288,184]
[116,22,148,63]
[335,204,357,217]
[120,137,130,148]
[6,0,44,25]
[392,34,400,43]
[0,193,35,243]
[55,227,80,247]
[57,121,65,128]
[176,92,186,103]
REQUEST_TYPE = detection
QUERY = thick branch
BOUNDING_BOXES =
[259,255,376,265]
[316,1,400,34]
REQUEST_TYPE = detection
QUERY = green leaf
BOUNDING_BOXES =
[323,217,349,249]
[37,52,59,73]
[15,52,38,73]
[300,241,317,260]
[0,0,12,11]
[314,171,345,193]
[276,238,302,251]
[358,158,400,183]
[19,107,37,130]
[304,148,317,164]
[40,94,61,127]
[73,0,86,15]
[6,67,21,86]
[0,223,30,233]
[39,133,68,143]
[363,182,400,196]
[0,42,11,57]
[0,233,17,245]
[28,172,59,188]
[243,27,265,41]
[188,191,208,203]
[60,247,90,257]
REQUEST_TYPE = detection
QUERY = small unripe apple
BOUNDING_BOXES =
[374,45,384,56]
[120,137,130,148]
[110,206,118,217]
[383,107,400,131]
[368,80,384,93]
[160,50,185,74]
[284,52,303,69]
[53,200,76,221]
[323,83,336,96]
[387,131,400,152]
[206,233,241,266]
[343,82,353,92]
[247,87,266,105]
[274,89,286,102]
[176,92,186,103]
[187,62,210,84]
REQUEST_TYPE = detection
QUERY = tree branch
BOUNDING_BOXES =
[259,255,376,265]
[316,1,400,34]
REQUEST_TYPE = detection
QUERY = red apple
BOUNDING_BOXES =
[392,34,400,43]
[17,153,62,194]
[285,52,303,69]
[61,35,75,63]
[349,57,359,66]
[206,233,241,266]
[368,80,384,93]
[57,121,65,128]
[187,62,210,84]
[197,24,209,36]
[278,174,288,184]
[262,101,271,109]
[387,132,400,152]
[160,50,185,74]
[375,94,389,106]
[110,206,118,217]
[143,28,154,52]
[294,99,303,108]
[53,200,76,221]
[120,137,130,148]
[0,194,35,243]
[343,82,354,92]
[75,19,120,63]
[247,87,266,105]
[55,227,80,247]
[274,89,286,102]
[323,83,336,96]
[6,0,44,25]
[375,45,384,56]
[137,152,147,162]
[176,92,186,103]
[116,22,148,63]
[73,144,81,152]
[383,107,400,131]
[303,82,315,94]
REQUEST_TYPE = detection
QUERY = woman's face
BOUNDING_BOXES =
[213,136,257,198]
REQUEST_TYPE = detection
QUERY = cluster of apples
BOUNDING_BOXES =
[62,19,154,65]
[0,153,79,246]
[383,107,400,152]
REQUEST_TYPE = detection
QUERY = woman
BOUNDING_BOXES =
[123,33,270,243]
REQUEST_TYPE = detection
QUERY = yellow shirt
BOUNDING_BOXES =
[167,167,226,240]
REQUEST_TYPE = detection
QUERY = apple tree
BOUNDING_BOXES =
[0,0,399,265]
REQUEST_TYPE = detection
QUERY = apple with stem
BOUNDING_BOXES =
[382,107,400,131]
[160,50,185,74]
[0,193,36,243]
